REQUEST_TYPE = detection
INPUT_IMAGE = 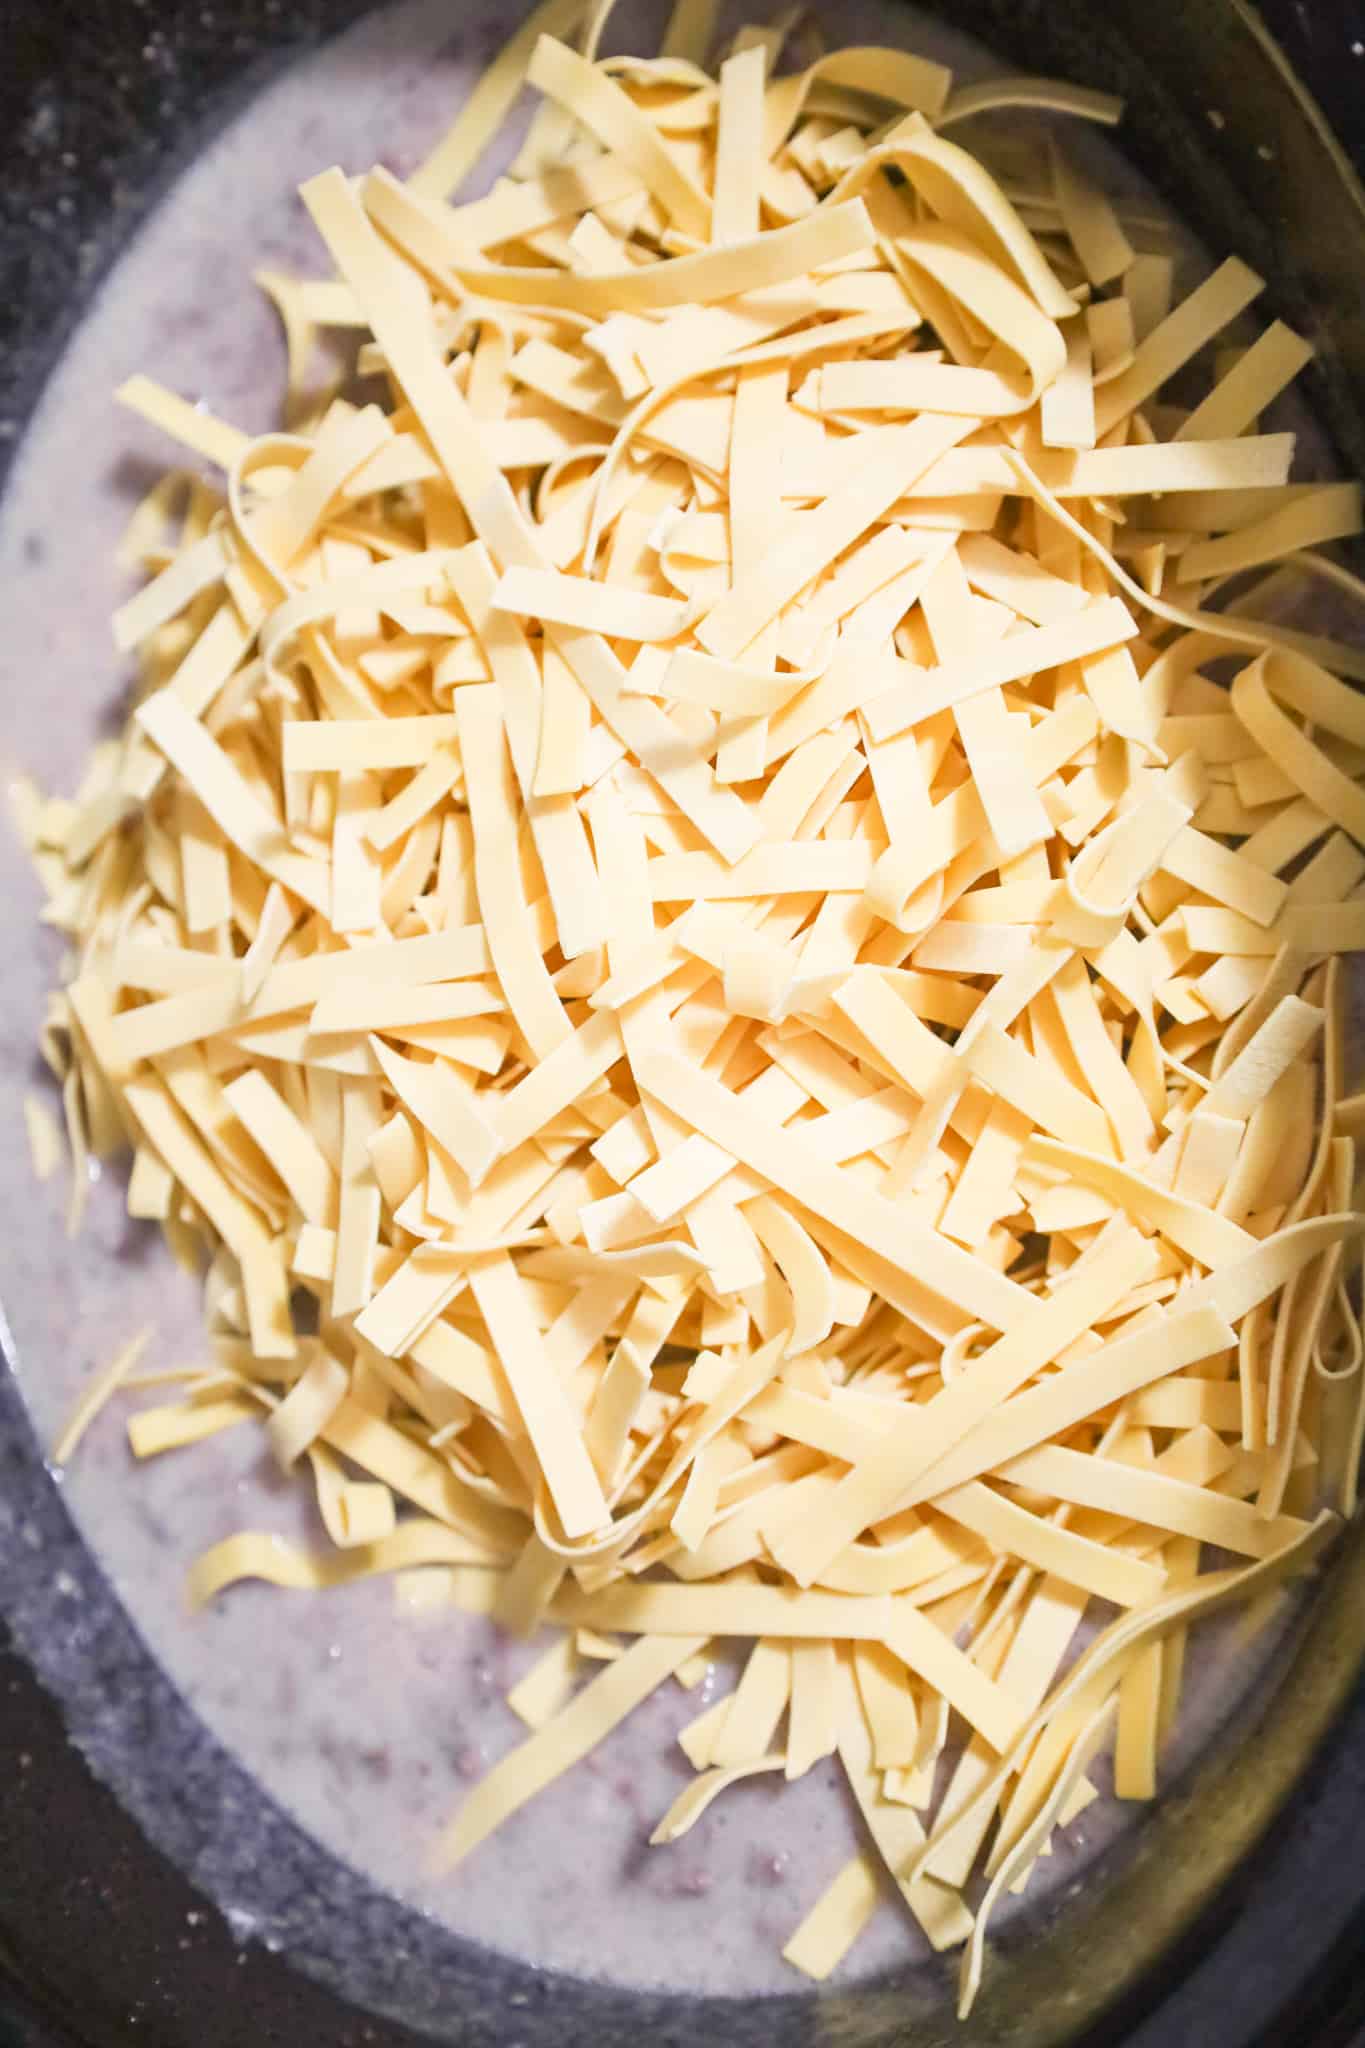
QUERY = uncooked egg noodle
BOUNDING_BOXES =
[24,0,1365,2007]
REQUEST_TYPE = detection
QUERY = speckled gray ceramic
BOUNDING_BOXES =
[4,3,1365,2045]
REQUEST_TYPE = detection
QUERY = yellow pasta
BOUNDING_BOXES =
[34,0,1365,2012]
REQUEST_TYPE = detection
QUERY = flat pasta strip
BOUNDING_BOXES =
[782,1854,882,1981]
[469,1252,610,1539]
[433,1633,708,1869]
[51,1328,155,1466]
[455,686,572,1061]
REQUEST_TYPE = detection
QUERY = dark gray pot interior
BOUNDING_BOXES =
[3,4,1365,2045]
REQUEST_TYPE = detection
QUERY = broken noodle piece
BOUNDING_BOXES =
[32,0,1365,2016]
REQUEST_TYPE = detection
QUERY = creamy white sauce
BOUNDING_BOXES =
[0,0,1335,1994]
